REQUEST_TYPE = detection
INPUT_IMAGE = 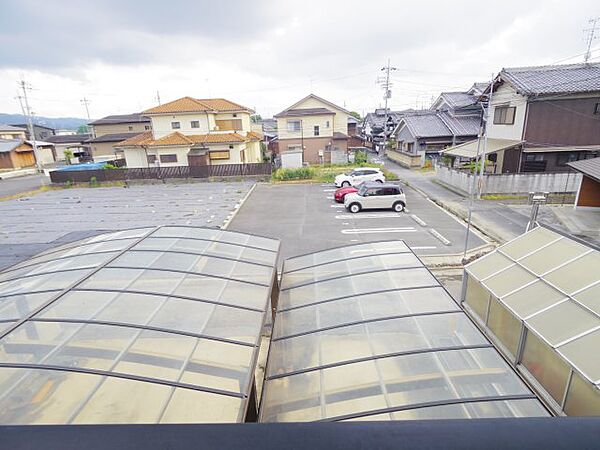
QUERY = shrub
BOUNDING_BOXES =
[89,176,98,187]
[354,151,368,164]
[272,167,315,181]
[103,163,118,170]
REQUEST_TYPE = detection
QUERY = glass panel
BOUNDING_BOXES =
[558,329,600,384]
[526,301,599,347]
[267,314,487,376]
[487,297,521,358]
[152,226,278,251]
[483,265,536,298]
[281,253,421,289]
[262,348,531,422]
[545,252,600,294]
[0,291,59,320]
[110,251,272,285]
[279,268,438,310]
[79,268,268,310]
[0,252,118,283]
[274,287,459,339]
[285,241,410,272]
[573,283,600,316]
[465,253,513,281]
[38,291,263,345]
[0,269,91,297]
[388,399,549,420]
[343,413,393,421]
[502,281,566,319]
[7,239,137,272]
[464,275,490,322]
[518,239,589,275]
[160,388,242,423]
[0,321,15,334]
[563,372,600,416]
[133,237,277,266]
[521,331,570,402]
[499,227,561,260]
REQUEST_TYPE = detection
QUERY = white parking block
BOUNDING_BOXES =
[341,227,416,234]
[335,213,404,220]
[428,228,451,245]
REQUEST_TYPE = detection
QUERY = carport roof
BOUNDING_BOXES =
[259,241,548,422]
[0,226,280,424]
[567,156,600,182]
[439,138,522,159]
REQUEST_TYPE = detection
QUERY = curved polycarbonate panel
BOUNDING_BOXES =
[279,268,438,311]
[0,368,243,424]
[267,314,486,377]
[281,253,421,290]
[0,225,279,424]
[274,287,459,339]
[261,348,537,422]
[284,241,410,272]
[151,226,279,251]
[0,252,119,283]
[132,237,277,266]
[109,251,273,285]
[78,268,268,310]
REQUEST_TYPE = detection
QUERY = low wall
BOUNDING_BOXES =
[387,150,422,168]
[436,165,581,195]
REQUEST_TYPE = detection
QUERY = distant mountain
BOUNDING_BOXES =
[0,113,88,130]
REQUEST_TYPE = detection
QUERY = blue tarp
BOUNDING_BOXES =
[55,162,108,171]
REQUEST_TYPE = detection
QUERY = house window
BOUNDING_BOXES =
[557,152,581,166]
[144,125,151,130]
[287,144,302,152]
[191,120,200,128]
[594,102,600,115]
[493,106,516,125]
[171,121,181,129]
[233,113,237,117]
[160,154,178,163]
[314,125,320,136]
[128,126,133,131]
[407,142,414,153]
[326,121,330,128]
[287,120,301,132]
[229,145,234,149]
[147,154,157,164]
[209,150,230,160]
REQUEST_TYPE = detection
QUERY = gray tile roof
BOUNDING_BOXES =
[0,124,26,133]
[439,112,481,136]
[86,132,144,143]
[398,111,480,139]
[89,113,150,126]
[438,92,478,109]
[274,107,334,118]
[567,156,600,182]
[501,62,600,96]
[46,134,91,144]
[364,109,414,128]
[0,139,22,153]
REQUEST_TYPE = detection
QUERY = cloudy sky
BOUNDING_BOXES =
[1,0,598,120]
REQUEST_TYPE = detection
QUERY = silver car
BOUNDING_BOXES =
[344,182,407,213]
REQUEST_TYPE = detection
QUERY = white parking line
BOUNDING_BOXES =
[410,214,427,227]
[428,228,452,245]
[325,196,334,200]
[330,204,345,208]
[411,246,438,250]
[341,227,417,234]
[335,213,403,220]
[323,189,336,192]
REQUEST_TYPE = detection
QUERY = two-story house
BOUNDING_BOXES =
[0,124,27,140]
[116,97,262,168]
[274,94,351,165]
[87,113,152,161]
[442,63,600,173]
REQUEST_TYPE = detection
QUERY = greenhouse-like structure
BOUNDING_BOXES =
[260,241,550,422]
[0,226,280,424]
[462,226,600,416]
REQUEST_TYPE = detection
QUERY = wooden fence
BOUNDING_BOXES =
[49,163,272,184]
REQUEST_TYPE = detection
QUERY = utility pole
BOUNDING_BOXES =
[477,73,495,199]
[378,59,397,156]
[18,79,42,172]
[80,97,91,121]
[155,90,161,105]
[583,17,600,63]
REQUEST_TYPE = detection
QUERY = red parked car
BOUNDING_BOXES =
[334,185,359,203]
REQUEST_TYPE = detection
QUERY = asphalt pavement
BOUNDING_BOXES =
[0,174,50,198]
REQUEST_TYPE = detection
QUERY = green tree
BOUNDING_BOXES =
[77,125,89,134]
[349,111,361,121]
[250,114,262,123]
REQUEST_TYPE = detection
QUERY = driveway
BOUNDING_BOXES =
[228,182,488,264]
[0,181,253,270]
[0,173,50,198]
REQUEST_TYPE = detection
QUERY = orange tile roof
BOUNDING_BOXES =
[143,97,253,114]
[117,131,154,146]
[246,131,263,141]
[187,133,248,144]
[117,132,250,148]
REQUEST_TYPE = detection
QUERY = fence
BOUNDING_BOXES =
[435,165,582,195]
[49,163,272,184]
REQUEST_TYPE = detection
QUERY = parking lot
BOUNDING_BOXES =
[0,182,253,270]
[228,182,488,264]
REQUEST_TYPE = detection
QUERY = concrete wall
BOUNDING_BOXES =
[436,165,582,195]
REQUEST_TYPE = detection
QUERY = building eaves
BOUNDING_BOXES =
[567,156,600,182]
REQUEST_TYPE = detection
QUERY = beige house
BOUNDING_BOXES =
[274,94,351,165]
[116,97,262,168]
[87,113,151,161]
[0,124,27,140]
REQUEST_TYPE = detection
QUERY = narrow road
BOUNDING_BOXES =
[0,174,49,198]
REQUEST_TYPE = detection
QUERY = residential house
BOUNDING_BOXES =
[0,124,27,140]
[13,123,55,140]
[116,97,262,168]
[87,113,152,161]
[362,109,413,150]
[46,134,92,162]
[567,156,600,208]
[442,63,600,173]
[0,139,55,169]
[347,116,365,149]
[274,94,352,165]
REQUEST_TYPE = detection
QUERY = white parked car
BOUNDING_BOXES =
[334,167,385,187]
[344,182,407,213]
